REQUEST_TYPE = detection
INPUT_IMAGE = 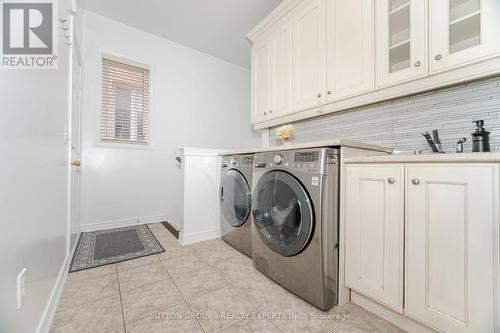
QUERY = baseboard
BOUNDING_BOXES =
[80,215,169,232]
[351,292,438,333]
[37,255,69,333]
[179,228,221,245]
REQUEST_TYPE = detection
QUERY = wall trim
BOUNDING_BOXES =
[179,228,221,246]
[80,215,169,232]
[37,256,69,333]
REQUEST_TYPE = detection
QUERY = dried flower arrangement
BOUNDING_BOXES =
[275,124,295,143]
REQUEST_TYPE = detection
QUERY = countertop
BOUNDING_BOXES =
[220,139,391,156]
[344,152,500,163]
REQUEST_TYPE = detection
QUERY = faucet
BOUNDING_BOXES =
[456,138,467,153]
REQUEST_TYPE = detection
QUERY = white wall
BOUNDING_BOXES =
[79,11,260,230]
[0,3,72,333]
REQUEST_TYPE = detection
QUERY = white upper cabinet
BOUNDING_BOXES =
[326,0,375,102]
[405,164,497,333]
[376,0,428,88]
[249,0,500,127]
[292,0,326,111]
[251,38,269,123]
[345,164,404,313]
[429,0,500,73]
[269,19,293,118]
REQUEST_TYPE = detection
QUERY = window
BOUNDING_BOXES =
[101,56,150,144]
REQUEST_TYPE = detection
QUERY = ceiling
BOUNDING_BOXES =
[79,0,284,68]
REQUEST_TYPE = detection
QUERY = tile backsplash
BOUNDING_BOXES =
[270,76,500,153]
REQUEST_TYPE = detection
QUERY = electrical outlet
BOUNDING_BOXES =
[16,268,27,310]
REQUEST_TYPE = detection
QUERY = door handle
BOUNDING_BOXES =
[71,160,81,167]
[254,162,267,168]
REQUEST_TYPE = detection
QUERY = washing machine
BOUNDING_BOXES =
[219,154,254,257]
[251,148,340,310]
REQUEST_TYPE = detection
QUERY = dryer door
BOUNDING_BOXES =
[252,170,313,256]
[220,169,252,227]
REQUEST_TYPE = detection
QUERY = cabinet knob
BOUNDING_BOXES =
[327,91,332,95]
[269,110,273,114]
[263,112,267,115]
[411,178,420,185]
[387,177,395,184]
[414,61,421,67]
[317,93,322,98]
[434,54,442,61]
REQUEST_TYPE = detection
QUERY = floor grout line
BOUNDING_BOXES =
[115,266,127,333]
[158,258,207,333]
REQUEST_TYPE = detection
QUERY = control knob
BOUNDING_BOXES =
[273,154,284,165]
[230,158,237,165]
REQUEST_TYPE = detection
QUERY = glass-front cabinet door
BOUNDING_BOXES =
[252,171,314,257]
[376,0,427,88]
[430,0,500,73]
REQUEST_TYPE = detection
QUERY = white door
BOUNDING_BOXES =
[326,0,375,102]
[69,48,82,254]
[429,0,500,73]
[269,18,292,119]
[292,0,326,111]
[251,38,270,123]
[345,164,405,312]
[376,0,428,88]
[405,164,497,333]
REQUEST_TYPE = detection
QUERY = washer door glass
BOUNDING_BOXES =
[220,169,251,227]
[252,170,313,256]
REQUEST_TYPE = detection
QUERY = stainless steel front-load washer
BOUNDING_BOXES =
[220,154,254,257]
[251,148,340,310]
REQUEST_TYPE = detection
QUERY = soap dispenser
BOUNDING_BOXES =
[471,120,491,152]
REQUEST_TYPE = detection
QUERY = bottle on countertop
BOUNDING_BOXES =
[471,120,491,152]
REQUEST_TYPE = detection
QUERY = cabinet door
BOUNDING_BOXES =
[430,0,500,73]
[345,164,405,312]
[376,0,428,88]
[326,0,374,102]
[406,164,497,333]
[292,0,326,112]
[269,19,292,119]
[251,38,269,123]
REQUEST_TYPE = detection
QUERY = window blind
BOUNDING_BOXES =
[101,57,150,144]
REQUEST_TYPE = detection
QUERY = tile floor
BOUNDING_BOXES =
[50,223,406,333]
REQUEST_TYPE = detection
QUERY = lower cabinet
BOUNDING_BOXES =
[345,164,404,312]
[405,164,497,333]
[345,163,498,333]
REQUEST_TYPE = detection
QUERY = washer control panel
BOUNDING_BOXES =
[253,148,339,173]
[221,155,254,169]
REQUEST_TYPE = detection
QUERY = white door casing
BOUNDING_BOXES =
[69,46,82,254]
